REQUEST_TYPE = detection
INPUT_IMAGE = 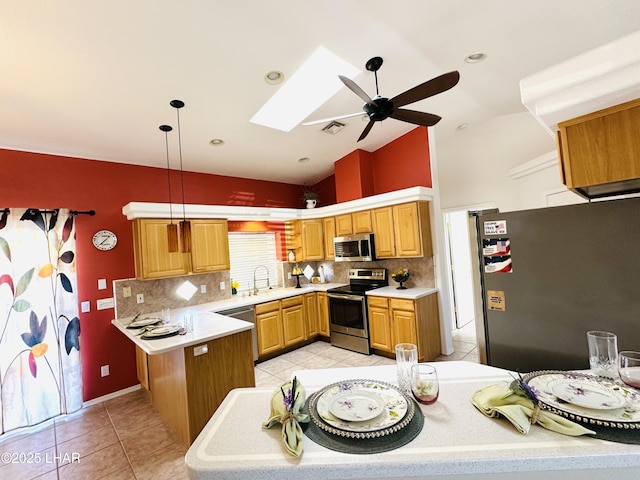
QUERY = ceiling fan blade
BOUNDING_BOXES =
[339,75,376,106]
[391,71,460,108]
[301,112,363,126]
[391,108,442,127]
[357,120,375,142]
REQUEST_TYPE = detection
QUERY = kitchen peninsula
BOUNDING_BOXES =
[186,362,640,479]
[112,308,255,447]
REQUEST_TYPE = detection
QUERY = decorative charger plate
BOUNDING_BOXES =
[523,370,640,429]
[309,379,415,438]
[126,317,163,329]
[140,325,184,339]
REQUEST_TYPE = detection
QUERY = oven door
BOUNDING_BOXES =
[327,293,368,337]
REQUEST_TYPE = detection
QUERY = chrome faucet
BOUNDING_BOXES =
[253,265,270,294]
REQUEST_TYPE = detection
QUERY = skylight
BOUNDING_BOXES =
[250,46,361,132]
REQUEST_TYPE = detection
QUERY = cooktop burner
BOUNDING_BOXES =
[327,268,388,296]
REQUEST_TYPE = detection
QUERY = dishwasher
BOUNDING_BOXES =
[218,305,258,361]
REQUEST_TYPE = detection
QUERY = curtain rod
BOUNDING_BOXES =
[1,209,95,216]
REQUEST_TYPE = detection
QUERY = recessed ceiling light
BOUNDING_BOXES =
[465,53,487,63]
[250,46,361,132]
[264,70,284,85]
[298,157,311,164]
[209,138,225,146]
[456,123,469,131]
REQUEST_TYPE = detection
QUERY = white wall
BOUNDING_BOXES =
[435,111,582,212]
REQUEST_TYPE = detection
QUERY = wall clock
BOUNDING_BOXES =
[92,230,117,251]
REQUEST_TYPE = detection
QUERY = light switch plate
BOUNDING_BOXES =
[123,286,132,298]
[81,301,90,313]
[98,278,107,290]
[219,281,225,290]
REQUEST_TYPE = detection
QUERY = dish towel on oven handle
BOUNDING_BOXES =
[471,383,596,436]
[262,377,309,457]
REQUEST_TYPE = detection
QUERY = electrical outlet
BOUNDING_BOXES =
[288,272,292,279]
[136,293,144,304]
[219,281,225,290]
[200,284,207,293]
[123,286,132,298]
[101,365,109,377]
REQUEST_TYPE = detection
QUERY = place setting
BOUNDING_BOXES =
[262,343,440,456]
[472,330,640,444]
[124,309,191,339]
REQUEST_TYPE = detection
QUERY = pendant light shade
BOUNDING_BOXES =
[160,124,179,253]
[170,99,192,253]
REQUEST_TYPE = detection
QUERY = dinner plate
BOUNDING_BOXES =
[309,379,415,438]
[548,377,626,410]
[126,317,163,329]
[524,370,640,429]
[140,325,184,339]
[329,390,385,422]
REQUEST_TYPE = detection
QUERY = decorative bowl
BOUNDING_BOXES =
[391,270,410,289]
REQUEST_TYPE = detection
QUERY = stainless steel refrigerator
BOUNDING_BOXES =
[472,196,640,373]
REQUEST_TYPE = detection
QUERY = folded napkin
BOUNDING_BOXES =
[262,377,309,457]
[471,382,595,436]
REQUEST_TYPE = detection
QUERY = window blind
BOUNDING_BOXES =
[228,232,278,293]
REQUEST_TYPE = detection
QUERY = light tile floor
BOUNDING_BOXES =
[0,323,478,479]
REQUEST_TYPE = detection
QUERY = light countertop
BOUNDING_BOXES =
[185,361,640,480]
[112,283,346,355]
[366,286,437,299]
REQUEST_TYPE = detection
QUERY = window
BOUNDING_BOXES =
[228,232,278,294]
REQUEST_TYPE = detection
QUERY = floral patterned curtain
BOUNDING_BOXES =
[0,208,82,435]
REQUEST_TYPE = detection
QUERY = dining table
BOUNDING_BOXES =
[185,361,640,479]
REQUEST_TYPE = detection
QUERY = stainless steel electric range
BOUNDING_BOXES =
[326,268,388,355]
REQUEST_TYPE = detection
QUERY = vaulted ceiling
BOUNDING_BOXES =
[2,1,639,185]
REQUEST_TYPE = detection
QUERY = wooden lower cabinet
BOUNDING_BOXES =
[317,292,330,337]
[256,295,307,357]
[147,329,255,447]
[255,300,284,356]
[367,293,441,361]
[282,296,305,346]
[304,292,319,338]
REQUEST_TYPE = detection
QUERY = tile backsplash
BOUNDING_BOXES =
[113,256,434,319]
[113,271,230,318]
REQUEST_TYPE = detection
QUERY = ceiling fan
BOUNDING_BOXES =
[303,57,460,142]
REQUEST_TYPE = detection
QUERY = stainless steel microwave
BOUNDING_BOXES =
[333,233,375,262]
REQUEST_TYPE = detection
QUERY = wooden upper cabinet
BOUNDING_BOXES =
[352,210,372,233]
[335,214,353,236]
[322,217,335,260]
[557,98,640,198]
[190,219,230,273]
[133,218,190,280]
[371,206,396,258]
[335,211,373,237]
[301,219,324,260]
[133,218,229,280]
[393,202,432,258]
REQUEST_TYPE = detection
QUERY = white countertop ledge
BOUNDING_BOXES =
[112,311,253,355]
[366,286,437,299]
[186,362,640,480]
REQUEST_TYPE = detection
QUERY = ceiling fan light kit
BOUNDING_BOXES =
[307,56,460,142]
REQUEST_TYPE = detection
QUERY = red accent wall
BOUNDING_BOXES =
[1,148,306,401]
[333,127,432,202]
[334,150,375,202]
[372,127,432,193]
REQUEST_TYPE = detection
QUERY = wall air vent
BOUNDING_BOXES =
[321,121,345,134]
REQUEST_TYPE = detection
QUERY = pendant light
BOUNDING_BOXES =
[159,124,179,252]
[170,99,192,253]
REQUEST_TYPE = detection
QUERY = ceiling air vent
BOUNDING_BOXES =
[322,121,345,134]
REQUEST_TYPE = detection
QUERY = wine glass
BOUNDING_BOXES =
[410,364,439,405]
